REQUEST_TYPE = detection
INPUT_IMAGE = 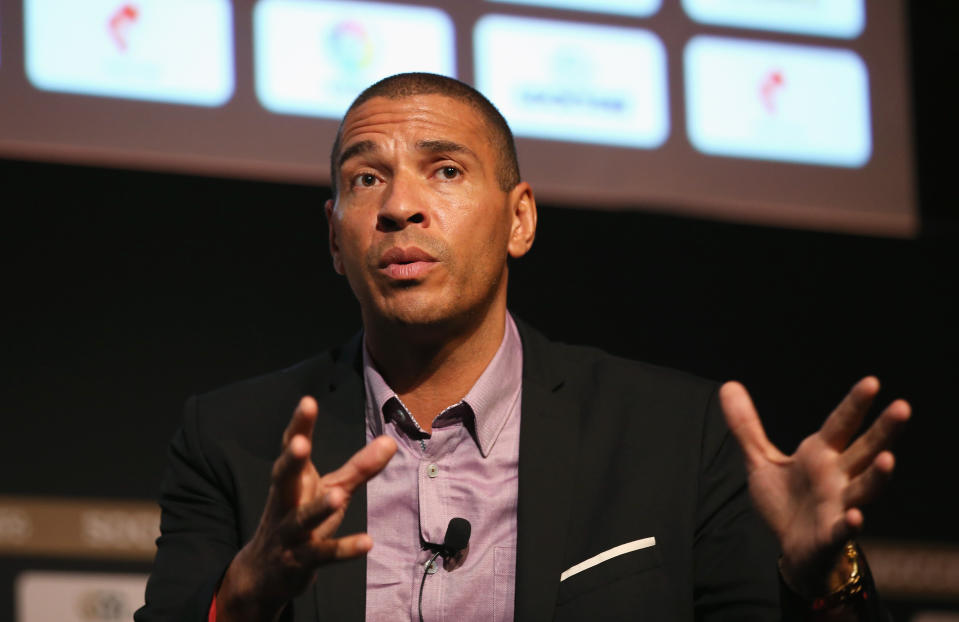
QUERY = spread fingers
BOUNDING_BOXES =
[322,436,398,493]
[840,399,910,474]
[819,377,879,449]
[842,451,895,508]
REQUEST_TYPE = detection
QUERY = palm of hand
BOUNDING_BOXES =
[747,435,850,574]
[720,378,909,592]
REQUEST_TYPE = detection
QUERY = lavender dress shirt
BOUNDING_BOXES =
[363,315,523,622]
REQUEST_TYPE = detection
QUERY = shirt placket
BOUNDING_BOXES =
[413,409,467,622]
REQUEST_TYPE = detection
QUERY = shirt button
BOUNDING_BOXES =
[427,463,439,478]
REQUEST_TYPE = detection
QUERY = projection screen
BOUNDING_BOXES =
[0,0,916,236]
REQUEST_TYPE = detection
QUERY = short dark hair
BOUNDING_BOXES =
[330,72,521,196]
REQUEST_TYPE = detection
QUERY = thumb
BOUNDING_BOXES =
[719,381,782,469]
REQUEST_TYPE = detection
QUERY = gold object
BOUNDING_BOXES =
[811,542,865,611]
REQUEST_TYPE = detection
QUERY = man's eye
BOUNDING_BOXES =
[354,173,377,187]
[439,166,460,180]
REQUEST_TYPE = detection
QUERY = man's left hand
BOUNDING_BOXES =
[720,377,910,595]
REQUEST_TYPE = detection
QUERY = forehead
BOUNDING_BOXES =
[338,94,490,154]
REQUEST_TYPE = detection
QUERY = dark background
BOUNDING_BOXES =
[1,0,956,618]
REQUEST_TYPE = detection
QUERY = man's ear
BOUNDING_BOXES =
[507,182,537,259]
[324,198,345,275]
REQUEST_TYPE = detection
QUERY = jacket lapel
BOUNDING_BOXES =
[514,322,582,622]
[309,333,369,621]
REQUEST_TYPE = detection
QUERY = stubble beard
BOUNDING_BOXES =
[359,262,508,350]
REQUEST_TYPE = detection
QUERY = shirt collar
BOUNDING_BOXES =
[363,314,523,457]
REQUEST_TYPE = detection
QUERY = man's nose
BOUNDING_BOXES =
[377,176,428,232]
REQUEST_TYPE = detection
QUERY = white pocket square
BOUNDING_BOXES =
[560,537,657,582]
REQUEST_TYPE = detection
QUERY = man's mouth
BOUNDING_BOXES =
[377,246,438,280]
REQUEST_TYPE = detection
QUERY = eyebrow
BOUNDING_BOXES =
[338,140,377,169]
[337,138,479,170]
[415,139,478,161]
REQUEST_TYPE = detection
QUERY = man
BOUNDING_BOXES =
[136,73,910,621]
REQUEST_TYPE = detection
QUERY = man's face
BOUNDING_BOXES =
[325,94,535,332]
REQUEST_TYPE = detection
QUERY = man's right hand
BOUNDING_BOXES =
[216,396,397,622]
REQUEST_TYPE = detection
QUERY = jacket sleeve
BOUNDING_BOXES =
[135,396,240,622]
[692,386,782,621]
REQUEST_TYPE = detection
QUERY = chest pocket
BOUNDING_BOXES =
[494,545,516,622]
[556,539,664,606]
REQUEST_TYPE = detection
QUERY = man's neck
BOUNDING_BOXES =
[364,306,508,433]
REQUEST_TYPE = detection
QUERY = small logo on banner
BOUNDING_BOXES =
[76,589,129,621]
[0,507,34,544]
[759,69,785,114]
[16,571,148,622]
[108,4,140,52]
[328,20,375,74]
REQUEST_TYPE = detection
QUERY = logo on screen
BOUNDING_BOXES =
[108,4,140,52]
[517,46,628,115]
[759,69,785,114]
[328,20,375,73]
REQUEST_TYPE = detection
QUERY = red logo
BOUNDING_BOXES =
[108,4,140,52]
[759,69,785,113]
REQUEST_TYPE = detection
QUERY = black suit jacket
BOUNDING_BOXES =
[137,321,785,621]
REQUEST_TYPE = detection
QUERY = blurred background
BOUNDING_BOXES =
[1,0,956,620]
